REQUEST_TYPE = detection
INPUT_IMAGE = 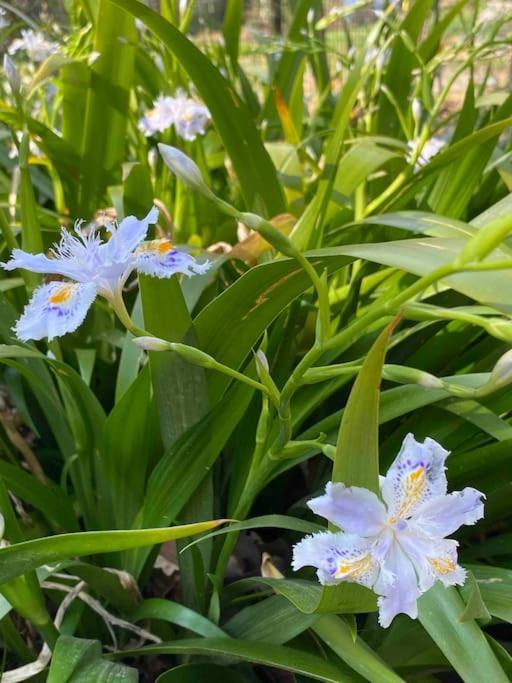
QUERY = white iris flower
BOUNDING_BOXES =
[292,434,485,627]
[2,207,210,341]
[8,30,58,63]
[139,90,210,141]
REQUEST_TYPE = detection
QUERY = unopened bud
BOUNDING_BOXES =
[132,336,171,352]
[412,98,422,125]
[255,349,269,372]
[383,364,444,389]
[239,213,299,259]
[4,55,20,94]
[488,349,512,390]
[158,144,213,198]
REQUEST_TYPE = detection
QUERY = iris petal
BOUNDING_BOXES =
[104,206,159,261]
[135,240,210,278]
[399,529,466,591]
[308,482,386,536]
[292,531,379,588]
[2,249,85,281]
[411,488,485,538]
[15,281,97,341]
[381,433,449,519]
[378,543,420,628]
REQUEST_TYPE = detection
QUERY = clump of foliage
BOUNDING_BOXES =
[0,0,511,681]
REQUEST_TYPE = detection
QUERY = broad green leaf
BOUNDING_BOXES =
[313,239,512,311]
[458,571,491,622]
[47,635,137,682]
[195,253,354,401]
[418,584,508,682]
[225,595,318,644]
[467,564,512,623]
[313,614,404,683]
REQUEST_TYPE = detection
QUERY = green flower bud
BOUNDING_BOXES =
[132,336,172,352]
[158,144,214,198]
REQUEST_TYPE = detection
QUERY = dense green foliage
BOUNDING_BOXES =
[0,0,511,680]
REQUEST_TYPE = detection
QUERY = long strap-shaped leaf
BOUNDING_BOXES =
[317,321,397,613]
[110,0,286,217]
[113,638,360,683]
[0,520,224,586]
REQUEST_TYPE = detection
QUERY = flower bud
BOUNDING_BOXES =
[239,213,300,259]
[488,349,512,390]
[3,54,20,95]
[132,336,172,352]
[158,144,213,198]
[412,98,422,125]
[383,364,444,389]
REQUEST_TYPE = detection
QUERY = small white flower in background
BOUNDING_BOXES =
[292,433,484,628]
[1,207,210,341]
[8,29,58,62]
[139,90,210,141]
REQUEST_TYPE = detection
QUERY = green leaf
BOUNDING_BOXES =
[316,322,395,614]
[195,253,353,401]
[0,460,77,531]
[140,274,208,449]
[133,597,227,638]
[128,380,252,577]
[418,584,508,682]
[315,238,512,311]
[78,0,136,215]
[467,564,512,623]
[115,638,361,683]
[47,635,137,682]
[222,0,242,66]
[376,0,434,137]
[110,0,285,216]
[224,595,318,644]
[102,364,160,529]
[0,520,225,586]
[181,514,323,552]
[312,614,404,683]
[458,571,491,623]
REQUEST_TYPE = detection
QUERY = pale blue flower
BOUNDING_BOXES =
[171,90,210,142]
[292,433,485,627]
[139,90,210,141]
[8,29,58,62]
[2,207,210,341]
